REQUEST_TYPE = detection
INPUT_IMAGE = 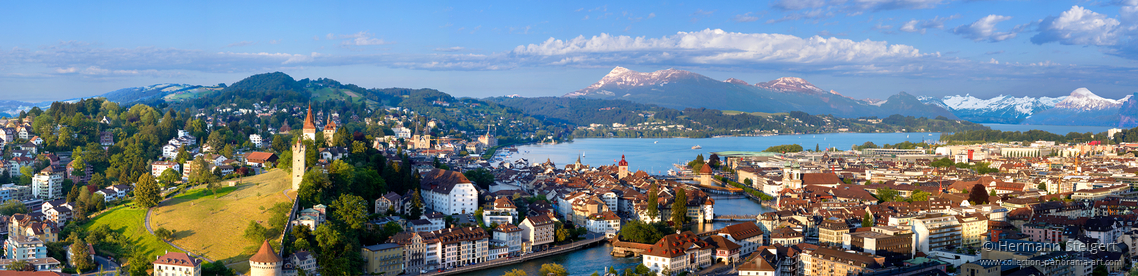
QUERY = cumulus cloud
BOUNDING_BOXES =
[952,15,1021,42]
[898,15,960,34]
[510,29,930,70]
[1031,6,1121,46]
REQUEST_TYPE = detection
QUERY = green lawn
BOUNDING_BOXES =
[82,204,179,261]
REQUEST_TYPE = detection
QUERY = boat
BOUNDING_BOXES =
[692,145,702,149]
[654,141,658,144]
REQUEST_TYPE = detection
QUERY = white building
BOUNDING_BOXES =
[392,127,412,139]
[642,231,714,274]
[152,252,202,276]
[31,166,63,200]
[493,224,523,255]
[249,134,263,148]
[424,227,489,268]
[419,169,478,216]
[151,161,181,177]
[585,211,621,238]
[717,222,765,256]
[912,214,962,254]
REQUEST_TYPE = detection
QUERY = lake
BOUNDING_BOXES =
[503,133,940,174]
[463,196,774,276]
[981,123,1115,135]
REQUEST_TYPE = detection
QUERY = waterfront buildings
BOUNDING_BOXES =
[419,169,479,216]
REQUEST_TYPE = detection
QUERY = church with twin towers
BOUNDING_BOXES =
[292,104,337,191]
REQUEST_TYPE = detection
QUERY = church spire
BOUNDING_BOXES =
[303,103,316,130]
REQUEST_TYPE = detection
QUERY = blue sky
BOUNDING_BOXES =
[3,0,1138,102]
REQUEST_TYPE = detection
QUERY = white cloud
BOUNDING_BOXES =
[989,58,998,64]
[510,29,929,66]
[339,31,394,46]
[733,13,760,22]
[952,15,1020,42]
[1031,6,1121,46]
[899,15,960,34]
[434,47,466,52]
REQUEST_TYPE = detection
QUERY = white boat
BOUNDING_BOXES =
[654,141,658,144]
[692,145,702,149]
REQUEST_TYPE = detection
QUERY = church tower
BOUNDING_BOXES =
[301,104,317,141]
[617,155,629,179]
[249,240,283,276]
[292,136,306,191]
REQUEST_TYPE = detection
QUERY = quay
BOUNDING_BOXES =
[420,234,608,276]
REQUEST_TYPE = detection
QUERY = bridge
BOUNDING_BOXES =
[712,214,759,221]
[422,234,608,276]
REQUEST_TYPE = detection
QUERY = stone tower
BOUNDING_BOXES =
[323,115,337,142]
[617,155,629,179]
[292,136,306,191]
[249,240,283,276]
[301,104,317,141]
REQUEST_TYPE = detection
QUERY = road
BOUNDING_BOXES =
[77,255,121,276]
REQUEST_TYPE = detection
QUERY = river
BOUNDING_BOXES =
[464,195,774,276]
[501,132,940,174]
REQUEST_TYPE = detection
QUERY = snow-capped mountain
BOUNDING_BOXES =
[1053,88,1129,110]
[919,94,1063,124]
[565,66,957,119]
[565,67,704,97]
[755,77,825,94]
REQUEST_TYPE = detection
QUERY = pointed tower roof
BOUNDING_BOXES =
[324,114,337,130]
[250,240,282,263]
[303,103,316,130]
[618,155,628,166]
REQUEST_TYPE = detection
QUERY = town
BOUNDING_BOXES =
[0,96,1135,276]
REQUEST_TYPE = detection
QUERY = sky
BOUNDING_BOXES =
[3,0,1138,102]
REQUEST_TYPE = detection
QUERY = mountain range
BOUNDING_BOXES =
[565,67,958,120]
[921,88,1133,126]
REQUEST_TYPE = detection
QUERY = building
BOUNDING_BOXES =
[912,214,962,253]
[641,231,714,274]
[152,252,202,276]
[419,169,478,216]
[244,152,278,168]
[249,240,282,276]
[301,104,317,141]
[0,184,32,202]
[30,166,63,200]
[956,214,988,249]
[770,228,804,246]
[361,243,404,275]
[585,211,621,238]
[845,226,914,263]
[717,222,765,256]
[323,116,337,142]
[483,197,517,226]
[423,227,489,268]
[519,215,554,252]
[375,192,402,214]
[818,218,849,248]
[806,248,886,276]
[288,251,317,275]
[493,224,523,256]
[291,136,306,191]
[151,161,180,177]
[388,232,426,272]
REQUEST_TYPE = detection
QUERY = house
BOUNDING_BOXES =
[717,222,765,256]
[152,252,202,276]
[419,169,478,216]
[249,134,263,148]
[360,243,403,275]
[585,211,621,238]
[244,152,278,168]
[375,192,402,214]
[99,131,114,147]
[493,223,523,256]
[483,197,518,226]
[151,161,181,177]
[422,227,489,268]
[387,232,426,271]
[519,215,555,252]
[642,231,714,274]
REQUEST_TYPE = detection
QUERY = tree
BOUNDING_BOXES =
[989,189,997,196]
[503,269,528,276]
[6,260,31,271]
[463,168,495,189]
[1093,265,1108,276]
[135,173,162,208]
[202,261,236,276]
[909,190,931,202]
[540,263,569,276]
[687,154,705,173]
[158,168,180,187]
[646,184,659,220]
[71,155,86,178]
[671,188,687,225]
[968,184,990,205]
[764,144,803,153]
[410,189,424,218]
[619,220,667,244]
[1038,183,1047,192]
[70,237,95,271]
[243,221,269,242]
[128,252,150,276]
[0,199,28,216]
[862,213,873,227]
[876,187,899,202]
[88,173,105,189]
[155,227,174,241]
[331,194,367,231]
